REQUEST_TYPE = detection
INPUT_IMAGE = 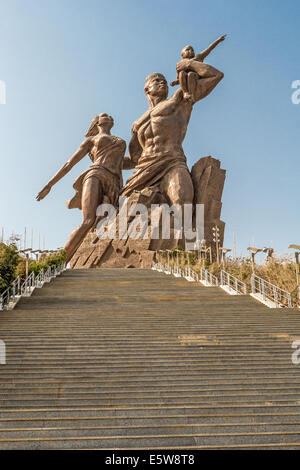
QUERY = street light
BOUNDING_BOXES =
[212,225,220,264]
[219,247,232,268]
[19,248,33,277]
[289,244,300,286]
[247,247,263,273]
[263,247,274,262]
[31,249,42,261]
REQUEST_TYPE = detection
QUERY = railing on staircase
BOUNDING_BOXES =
[153,258,297,308]
[21,271,35,297]
[0,263,66,311]
[251,274,292,308]
[152,261,219,286]
[199,268,219,287]
[220,270,247,295]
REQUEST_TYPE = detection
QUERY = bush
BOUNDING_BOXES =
[0,243,20,293]
[0,245,67,293]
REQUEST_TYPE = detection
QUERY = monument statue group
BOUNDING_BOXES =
[37,36,227,268]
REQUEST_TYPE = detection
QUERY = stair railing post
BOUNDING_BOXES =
[12,281,16,304]
[251,274,255,294]
[262,279,265,302]
[288,293,292,309]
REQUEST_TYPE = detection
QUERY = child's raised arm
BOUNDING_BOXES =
[195,34,226,61]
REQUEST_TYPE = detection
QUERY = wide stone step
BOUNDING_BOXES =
[1,396,300,408]
[0,389,299,401]
[1,268,299,449]
[1,421,300,439]
[1,430,300,450]
[1,383,300,393]
[2,412,300,428]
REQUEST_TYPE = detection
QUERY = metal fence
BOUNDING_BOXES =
[154,259,296,308]
[199,268,219,287]
[220,270,247,295]
[251,274,292,308]
[0,264,66,311]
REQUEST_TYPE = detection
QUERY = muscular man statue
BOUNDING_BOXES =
[121,52,224,208]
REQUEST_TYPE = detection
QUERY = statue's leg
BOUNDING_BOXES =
[160,167,194,247]
[64,176,101,262]
[179,71,189,95]
[187,72,198,102]
[161,167,194,206]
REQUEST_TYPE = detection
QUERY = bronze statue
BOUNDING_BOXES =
[121,39,225,207]
[170,35,226,101]
[36,113,131,262]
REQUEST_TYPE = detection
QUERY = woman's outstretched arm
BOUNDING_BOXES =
[176,59,224,103]
[36,138,93,201]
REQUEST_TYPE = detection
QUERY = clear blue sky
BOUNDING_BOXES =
[0,0,299,257]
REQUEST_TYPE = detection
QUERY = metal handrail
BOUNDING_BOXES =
[199,268,219,286]
[188,268,199,282]
[0,286,10,311]
[153,261,217,286]
[21,271,35,296]
[164,263,172,275]
[251,274,292,308]
[11,276,21,304]
[289,284,300,308]
[172,263,180,276]
[44,266,53,282]
[220,270,247,295]
[0,263,66,311]
[35,269,45,288]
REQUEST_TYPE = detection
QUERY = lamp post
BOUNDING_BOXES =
[31,249,42,261]
[212,225,220,264]
[19,248,32,277]
[263,247,274,263]
[247,247,263,274]
[288,244,300,286]
[219,247,232,268]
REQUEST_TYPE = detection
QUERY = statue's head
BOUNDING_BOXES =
[181,45,195,59]
[85,113,114,137]
[144,73,168,107]
[98,113,114,130]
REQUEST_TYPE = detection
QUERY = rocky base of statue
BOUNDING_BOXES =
[69,156,226,269]
[191,156,226,259]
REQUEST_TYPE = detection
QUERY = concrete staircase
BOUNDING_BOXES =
[0,268,300,450]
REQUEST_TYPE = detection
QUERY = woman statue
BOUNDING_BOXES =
[36,113,132,262]
[121,57,224,208]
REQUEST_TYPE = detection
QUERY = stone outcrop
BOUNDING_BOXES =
[191,156,226,257]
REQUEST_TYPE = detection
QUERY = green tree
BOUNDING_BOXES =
[0,243,20,293]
